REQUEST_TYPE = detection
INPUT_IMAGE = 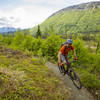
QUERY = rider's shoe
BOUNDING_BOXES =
[65,69,70,75]
[63,70,68,75]
[63,71,66,75]
[60,66,63,73]
[66,69,68,73]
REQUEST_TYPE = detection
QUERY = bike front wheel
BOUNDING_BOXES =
[70,70,82,89]
[58,63,65,75]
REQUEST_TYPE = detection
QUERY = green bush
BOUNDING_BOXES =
[73,39,90,67]
[81,71,100,92]
[31,37,43,56]
[11,31,25,50]
[41,35,64,61]
[21,35,35,51]
[0,34,3,45]
[0,34,13,46]
[89,54,100,74]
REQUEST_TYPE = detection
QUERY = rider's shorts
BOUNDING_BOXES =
[60,55,68,62]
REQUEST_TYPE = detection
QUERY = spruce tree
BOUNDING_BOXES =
[36,25,41,38]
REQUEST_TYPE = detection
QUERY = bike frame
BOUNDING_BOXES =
[62,58,76,72]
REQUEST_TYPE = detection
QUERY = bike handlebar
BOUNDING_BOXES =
[69,59,77,64]
[61,59,77,65]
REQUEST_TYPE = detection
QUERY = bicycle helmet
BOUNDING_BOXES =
[66,39,73,44]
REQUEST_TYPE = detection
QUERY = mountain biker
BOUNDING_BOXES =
[58,39,78,73]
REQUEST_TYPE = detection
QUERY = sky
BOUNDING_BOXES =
[0,0,100,29]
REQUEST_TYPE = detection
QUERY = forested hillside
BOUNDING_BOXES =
[30,1,100,35]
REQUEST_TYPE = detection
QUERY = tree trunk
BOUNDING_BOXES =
[96,42,99,54]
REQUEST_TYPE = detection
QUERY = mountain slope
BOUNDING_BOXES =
[48,1,100,18]
[31,1,100,35]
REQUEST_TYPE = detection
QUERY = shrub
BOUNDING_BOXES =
[0,34,13,46]
[81,70,100,98]
[41,35,64,61]
[31,37,43,56]
[11,31,25,49]
[73,39,90,67]
[0,35,3,45]
[21,35,35,51]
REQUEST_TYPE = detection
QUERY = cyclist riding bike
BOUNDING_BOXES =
[58,39,78,74]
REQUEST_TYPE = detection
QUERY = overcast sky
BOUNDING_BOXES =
[0,0,100,29]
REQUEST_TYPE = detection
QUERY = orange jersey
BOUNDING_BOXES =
[59,45,74,55]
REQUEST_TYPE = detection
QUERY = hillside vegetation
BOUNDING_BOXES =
[0,31,100,99]
[30,1,100,35]
[0,46,72,100]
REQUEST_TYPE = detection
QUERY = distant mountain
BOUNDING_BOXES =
[0,27,17,34]
[31,1,100,35]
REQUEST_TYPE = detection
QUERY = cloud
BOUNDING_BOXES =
[22,0,100,6]
[67,0,100,5]
[0,17,11,27]
[0,22,6,26]
[0,5,57,28]
[23,0,67,5]
[0,17,7,22]
[0,0,100,28]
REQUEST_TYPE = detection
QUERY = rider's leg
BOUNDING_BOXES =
[60,55,66,72]
[64,55,70,72]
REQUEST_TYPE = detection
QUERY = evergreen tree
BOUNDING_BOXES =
[36,25,41,38]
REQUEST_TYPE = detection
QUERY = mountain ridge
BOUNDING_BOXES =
[0,27,17,34]
[35,1,100,35]
[48,1,100,19]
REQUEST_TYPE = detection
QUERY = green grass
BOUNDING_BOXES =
[0,46,72,100]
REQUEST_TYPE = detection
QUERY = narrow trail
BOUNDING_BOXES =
[45,62,95,100]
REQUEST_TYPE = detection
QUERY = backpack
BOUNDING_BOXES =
[61,42,67,47]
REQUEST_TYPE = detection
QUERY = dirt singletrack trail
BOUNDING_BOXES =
[45,62,95,100]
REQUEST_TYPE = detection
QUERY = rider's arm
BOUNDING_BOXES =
[58,46,65,64]
[73,49,77,58]
[71,45,77,59]
[58,51,62,64]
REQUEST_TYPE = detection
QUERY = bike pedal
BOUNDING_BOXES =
[63,72,66,76]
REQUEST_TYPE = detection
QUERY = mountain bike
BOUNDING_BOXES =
[58,59,82,89]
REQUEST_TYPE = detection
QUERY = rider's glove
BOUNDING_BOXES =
[74,57,78,60]
[59,63,63,66]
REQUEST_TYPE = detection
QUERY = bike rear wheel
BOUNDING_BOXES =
[70,70,82,89]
